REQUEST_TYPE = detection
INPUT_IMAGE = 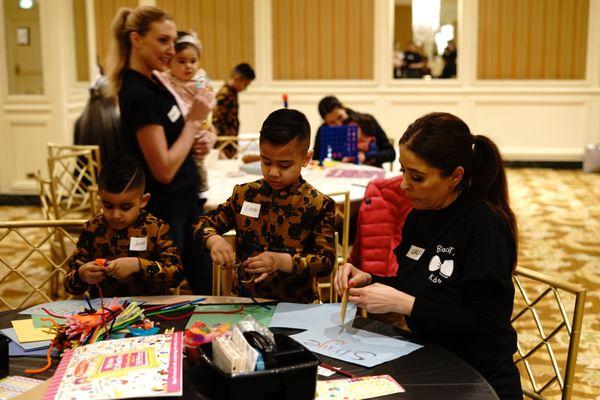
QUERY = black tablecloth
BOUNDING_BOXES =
[2,304,498,399]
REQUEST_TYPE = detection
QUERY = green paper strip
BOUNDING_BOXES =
[185,304,275,329]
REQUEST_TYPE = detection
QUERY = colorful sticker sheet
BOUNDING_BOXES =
[44,332,183,400]
[316,375,404,400]
[0,376,44,399]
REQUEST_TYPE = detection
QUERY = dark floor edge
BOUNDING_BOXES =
[505,161,582,169]
[0,195,40,206]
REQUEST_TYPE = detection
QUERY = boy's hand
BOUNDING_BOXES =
[206,235,235,269]
[77,261,106,285]
[243,251,292,283]
[105,257,141,280]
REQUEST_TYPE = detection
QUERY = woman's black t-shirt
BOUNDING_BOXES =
[373,192,520,395]
[119,68,199,200]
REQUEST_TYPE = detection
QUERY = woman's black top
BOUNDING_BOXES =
[119,68,199,200]
[373,192,519,393]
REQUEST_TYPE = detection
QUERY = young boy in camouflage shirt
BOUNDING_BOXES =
[64,155,183,297]
[211,63,255,159]
[195,109,336,303]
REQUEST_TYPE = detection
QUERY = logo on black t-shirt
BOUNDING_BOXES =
[427,245,455,284]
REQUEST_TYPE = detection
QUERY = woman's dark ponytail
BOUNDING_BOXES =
[471,135,518,268]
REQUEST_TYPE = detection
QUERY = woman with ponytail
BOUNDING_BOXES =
[335,112,522,399]
[106,6,213,294]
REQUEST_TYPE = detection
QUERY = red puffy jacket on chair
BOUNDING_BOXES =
[348,175,412,276]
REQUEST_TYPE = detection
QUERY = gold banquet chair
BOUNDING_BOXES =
[42,143,102,220]
[215,134,260,159]
[512,267,587,400]
[0,220,85,310]
[317,191,351,303]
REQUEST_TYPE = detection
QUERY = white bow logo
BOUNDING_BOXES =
[428,255,454,278]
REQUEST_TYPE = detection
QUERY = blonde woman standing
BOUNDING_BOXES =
[106,6,213,294]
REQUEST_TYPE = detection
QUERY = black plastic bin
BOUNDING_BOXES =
[191,333,318,400]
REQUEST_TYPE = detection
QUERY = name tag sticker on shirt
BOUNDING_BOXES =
[241,201,261,218]
[129,237,148,251]
[167,105,181,122]
[406,245,425,260]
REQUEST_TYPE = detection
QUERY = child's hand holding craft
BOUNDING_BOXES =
[206,235,235,269]
[105,257,141,280]
[78,261,106,285]
[243,251,292,283]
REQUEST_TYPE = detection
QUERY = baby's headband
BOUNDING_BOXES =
[176,33,203,53]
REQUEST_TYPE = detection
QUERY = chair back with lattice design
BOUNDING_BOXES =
[512,267,587,400]
[0,220,85,311]
[215,134,260,159]
[317,191,350,303]
[45,143,101,219]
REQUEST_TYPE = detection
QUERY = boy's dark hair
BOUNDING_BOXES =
[260,109,311,152]
[98,154,145,193]
[233,63,255,80]
[318,96,344,119]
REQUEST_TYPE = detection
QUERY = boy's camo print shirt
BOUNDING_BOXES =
[64,210,183,297]
[194,177,336,303]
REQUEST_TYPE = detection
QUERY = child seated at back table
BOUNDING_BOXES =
[194,109,336,303]
[64,155,184,297]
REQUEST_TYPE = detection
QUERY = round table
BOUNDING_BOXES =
[2,297,498,399]
[203,160,400,209]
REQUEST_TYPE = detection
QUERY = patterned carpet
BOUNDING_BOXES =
[0,168,598,399]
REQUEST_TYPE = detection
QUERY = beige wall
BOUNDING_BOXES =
[272,0,374,80]
[94,0,138,72]
[3,0,43,94]
[478,0,589,79]
[394,5,411,50]
[73,0,90,82]
[157,0,255,80]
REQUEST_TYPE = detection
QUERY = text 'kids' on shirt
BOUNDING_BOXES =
[194,177,336,303]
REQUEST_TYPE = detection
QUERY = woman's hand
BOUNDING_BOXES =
[348,283,415,315]
[77,261,106,285]
[105,257,141,280]
[206,235,235,269]
[243,251,292,283]
[333,263,372,296]
[193,129,216,158]
[188,92,212,123]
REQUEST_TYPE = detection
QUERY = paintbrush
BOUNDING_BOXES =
[340,289,349,331]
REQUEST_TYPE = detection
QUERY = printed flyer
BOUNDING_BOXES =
[44,332,183,399]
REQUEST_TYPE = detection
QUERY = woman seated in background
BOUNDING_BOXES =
[313,96,396,168]
[335,112,522,399]
[341,112,395,166]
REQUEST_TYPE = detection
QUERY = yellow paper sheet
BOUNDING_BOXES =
[11,319,54,343]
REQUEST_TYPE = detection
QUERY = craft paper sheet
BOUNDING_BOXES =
[269,303,357,330]
[270,302,422,367]
[291,325,421,367]
[186,304,275,329]
[11,319,54,342]
[44,332,183,400]
[0,328,50,350]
